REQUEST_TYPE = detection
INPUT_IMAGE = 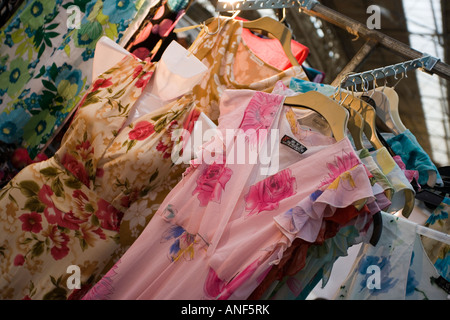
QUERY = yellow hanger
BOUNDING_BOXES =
[284,91,349,142]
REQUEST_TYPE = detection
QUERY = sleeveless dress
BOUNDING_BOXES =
[83,88,375,300]
[0,17,306,300]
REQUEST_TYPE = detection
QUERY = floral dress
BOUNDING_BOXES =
[0,16,306,299]
[83,88,375,300]
[0,0,154,159]
[335,212,448,300]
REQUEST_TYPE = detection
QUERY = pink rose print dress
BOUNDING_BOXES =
[83,89,375,300]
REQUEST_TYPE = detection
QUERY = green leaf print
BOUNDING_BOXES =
[19,180,40,197]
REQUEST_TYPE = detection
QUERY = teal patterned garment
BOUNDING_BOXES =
[0,0,154,159]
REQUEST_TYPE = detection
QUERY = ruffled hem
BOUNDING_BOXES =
[274,164,375,246]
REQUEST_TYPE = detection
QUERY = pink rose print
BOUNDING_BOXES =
[61,153,90,187]
[95,199,124,232]
[14,254,25,266]
[128,121,155,141]
[318,150,360,189]
[244,169,297,216]
[192,160,233,207]
[42,225,70,260]
[19,212,43,233]
[239,92,283,145]
[204,259,261,300]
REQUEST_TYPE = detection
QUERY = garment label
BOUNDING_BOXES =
[432,276,450,294]
[280,135,307,154]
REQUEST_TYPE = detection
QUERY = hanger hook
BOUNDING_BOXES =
[378,69,388,92]
[392,65,406,89]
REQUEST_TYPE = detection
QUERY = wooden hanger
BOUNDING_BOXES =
[240,16,300,67]
[204,15,300,68]
[345,106,365,150]
[336,91,384,150]
[284,91,349,142]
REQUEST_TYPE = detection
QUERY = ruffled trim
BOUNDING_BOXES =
[274,164,374,254]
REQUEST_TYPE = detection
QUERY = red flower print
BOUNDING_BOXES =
[95,199,124,232]
[14,254,25,266]
[92,77,113,92]
[42,225,70,260]
[38,184,63,225]
[59,210,85,230]
[75,140,94,160]
[19,212,43,233]
[204,259,261,300]
[72,190,93,222]
[244,169,297,216]
[128,121,155,141]
[183,108,200,134]
[192,159,233,206]
[132,64,144,79]
[79,223,106,247]
[134,71,152,89]
[22,295,31,300]
[61,153,90,187]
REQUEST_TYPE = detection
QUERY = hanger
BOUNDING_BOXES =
[373,66,407,133]
[240,17,301,67]
[336,75,384,150]
[337,83,365,150]
[203,14,301,68]
[284,91,349,142]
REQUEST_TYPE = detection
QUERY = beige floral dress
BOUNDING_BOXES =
[0,17,306,299]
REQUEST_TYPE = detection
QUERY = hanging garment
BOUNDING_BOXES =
[82,87,375,300]
[0,15,306,299]
[0,0,155,158]
[249,141,394,301]
[367,147,415,218]
[126,0,192,61]
[0,54,157,300]
[98,16,307,285]
[236,17,309,70]
[386,130,443,187]
[421,197,450,282]
[335,212,448,300]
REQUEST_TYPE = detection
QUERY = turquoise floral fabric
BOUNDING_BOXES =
[0,0,151,159]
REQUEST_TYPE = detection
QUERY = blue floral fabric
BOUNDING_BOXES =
[0,0,153,159]
[335,212,448,300]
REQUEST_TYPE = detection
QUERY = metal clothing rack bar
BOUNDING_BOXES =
[216,0,317,11]
[339,55,441,89]
[215,0,450,82]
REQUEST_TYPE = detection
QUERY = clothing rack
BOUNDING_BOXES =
[215,0,450,84]
[338,55,440,89]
